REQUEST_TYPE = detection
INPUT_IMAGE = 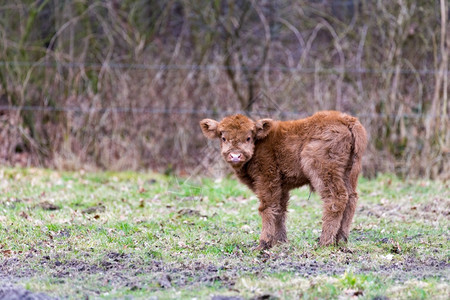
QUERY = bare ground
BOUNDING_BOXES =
[1,245,448,298]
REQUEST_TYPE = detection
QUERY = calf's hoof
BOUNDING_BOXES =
[275,233,288,244]
[336,231,349,244]
[318,235,336,247]
[253,240,272,251]
[277,238,288,244]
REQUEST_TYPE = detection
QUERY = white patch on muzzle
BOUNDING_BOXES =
[229,153,242,162]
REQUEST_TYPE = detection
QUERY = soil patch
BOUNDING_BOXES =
[0,284,56,300]
[1,249,448,296]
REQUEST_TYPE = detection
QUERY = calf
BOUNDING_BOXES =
[200,111,367,250]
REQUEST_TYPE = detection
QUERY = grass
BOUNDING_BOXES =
[0,168,449,299]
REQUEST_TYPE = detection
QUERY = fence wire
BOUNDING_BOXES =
[0,105,423,120]
[0,61,448,75]
[0,59,442,119]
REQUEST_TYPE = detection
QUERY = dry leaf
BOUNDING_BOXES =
[19,211,30,219]
[38,201,60,211]
[82,204,105,214]
[1,249,12,256]
[139,199,145,208]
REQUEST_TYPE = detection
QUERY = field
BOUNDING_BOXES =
[0,168,449,299]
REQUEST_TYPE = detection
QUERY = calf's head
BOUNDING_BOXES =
[200,114,273,168]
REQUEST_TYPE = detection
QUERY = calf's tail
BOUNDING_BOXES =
[350,121,367,162]
[345,120,367,190]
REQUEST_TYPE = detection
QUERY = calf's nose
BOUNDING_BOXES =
[229,153,242,162]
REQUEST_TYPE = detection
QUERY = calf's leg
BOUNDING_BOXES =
[255,185,286,250]
[308,168,349,246]
[336,192,357,243]
[256,204,277,250]
[320,187,348,246]
[273,190,289,243]
[337,160,362,243]
[302,140,351,246]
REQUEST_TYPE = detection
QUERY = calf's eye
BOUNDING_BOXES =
[222,137,226,142]
[246,137,251,142]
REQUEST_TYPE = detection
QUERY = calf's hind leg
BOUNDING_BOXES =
[337,161,362,243]
[336,191,357,243]
[319,178,348,246]
[302,139,351,246]
[308,167,349,246]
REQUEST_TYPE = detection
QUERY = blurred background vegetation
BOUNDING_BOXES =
[0,0,448,179]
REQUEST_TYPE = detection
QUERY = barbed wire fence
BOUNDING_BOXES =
[1,61,448,75]
[0,61,445,119]
[0,105,426,120]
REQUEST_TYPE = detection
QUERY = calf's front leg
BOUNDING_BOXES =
[255,204,277,250]
[273,190,289,243]
[254,185,286,250]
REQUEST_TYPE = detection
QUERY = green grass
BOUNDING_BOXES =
[0,168,449,299]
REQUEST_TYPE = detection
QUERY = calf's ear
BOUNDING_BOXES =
[200,119,220,139]
[255,119,273,139]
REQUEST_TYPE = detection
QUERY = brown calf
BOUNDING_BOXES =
[200,111,367,250]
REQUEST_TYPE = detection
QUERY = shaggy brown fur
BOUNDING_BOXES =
[200,111,367,250]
